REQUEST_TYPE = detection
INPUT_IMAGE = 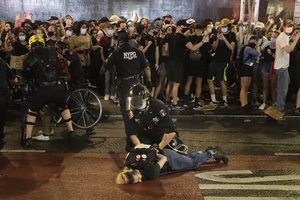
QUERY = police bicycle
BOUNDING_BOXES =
[20,79,102,144]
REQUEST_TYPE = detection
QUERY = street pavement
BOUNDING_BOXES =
[0,99,300,199]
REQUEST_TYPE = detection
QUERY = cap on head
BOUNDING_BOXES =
[254,21,265,29]
[116,30,130,42]
[176,19,187,27]
[110,15,122,25]
[29,34,45,49]
[219,18,231,27]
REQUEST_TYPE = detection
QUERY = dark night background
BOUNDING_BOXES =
[0,0,295,23]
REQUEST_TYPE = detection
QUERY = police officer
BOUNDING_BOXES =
[21,35,75,146]
[125,83,188,153]
[104,30,152,145]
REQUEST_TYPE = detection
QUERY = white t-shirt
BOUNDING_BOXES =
[274,32,290,69]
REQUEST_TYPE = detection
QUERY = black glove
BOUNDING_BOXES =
[145,81,152,91]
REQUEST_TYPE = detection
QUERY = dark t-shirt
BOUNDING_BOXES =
[140,34,156,64]
[213,32,236,63]
[164,33,189,63]
[12,41,29,56]
[126,98,176,139]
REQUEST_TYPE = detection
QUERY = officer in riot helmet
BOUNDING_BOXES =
[21,35,75,146]
[125,83,188,154]
[104,30,152,147]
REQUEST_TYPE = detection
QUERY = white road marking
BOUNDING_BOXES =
[195,170,300,183]
[204,197,300,200]
[199,184,300,191]
[0,149,46,153]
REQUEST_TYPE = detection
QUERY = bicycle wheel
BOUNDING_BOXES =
[67,88,102,129]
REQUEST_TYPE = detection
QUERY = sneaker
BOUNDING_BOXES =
[171,104,185,111]
[104,95,109,101]
[259,103,267,110]
[110,95,116,101]
[67,131,76,140]
[206,146,229,163]
[209,101,219,105]
[295,107,300,114]
[21,138,32,147]
[32,133,50,141]
[219,100,228,108]
[193,105,204,111]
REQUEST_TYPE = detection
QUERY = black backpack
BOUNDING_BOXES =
[124,148,158,170]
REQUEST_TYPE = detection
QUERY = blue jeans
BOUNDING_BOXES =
[275,68,290,111]
[162,149,212,171]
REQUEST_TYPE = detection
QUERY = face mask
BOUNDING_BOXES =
[128,26,135,33]
[48,31,55,37]
[153,31,158,36]
[19,36,26,41]
[80,28,87,35]
[36,30,43,36]
[221,27,228,33]
[286,27,293,34]
[107,29,114,37]
[270,37,276,44]
[248,43,256,48]
[66,30,73,37]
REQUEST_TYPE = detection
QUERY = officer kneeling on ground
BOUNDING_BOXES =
[125,83,187,153]
[116,144,229,184]
[21,35,75,146]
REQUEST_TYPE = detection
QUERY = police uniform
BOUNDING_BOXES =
[104,43,148,134]
[125,98,176,151]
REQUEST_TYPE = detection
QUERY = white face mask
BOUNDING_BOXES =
[80,28,87,35]
[66,30,73,37]
[270,37,276,43]
[285,27,293,34]
[36,30,43,36]
[19,36,26,41]
[128,26,135,33]
[221,27,228,33]
[207,28,212,34]
[107,29,114,37]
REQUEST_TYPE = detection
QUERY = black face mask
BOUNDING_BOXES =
[181,28,188,33]
[248,43,256,48]
[153,31,158,36]
[48,31,55,37]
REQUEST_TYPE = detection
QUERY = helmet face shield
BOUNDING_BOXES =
[126,96,147,112]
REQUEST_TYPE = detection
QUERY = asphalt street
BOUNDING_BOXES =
[0,100,299,199]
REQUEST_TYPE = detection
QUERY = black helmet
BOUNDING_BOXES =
[126,83,150,114]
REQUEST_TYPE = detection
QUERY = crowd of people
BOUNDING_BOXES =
[1,13,299,114]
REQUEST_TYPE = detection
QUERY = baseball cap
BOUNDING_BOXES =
[254,21,265,29]
[176,19,187,27]
[219,18,231,27]
[163,14,172,19]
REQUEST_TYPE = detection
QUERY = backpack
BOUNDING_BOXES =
[124,147,158,170]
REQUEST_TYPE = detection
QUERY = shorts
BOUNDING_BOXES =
[207,61,228,82]
[166,60,184,83]
[239,64,253,77]
[186,60,205,78]
[28,85,68,112]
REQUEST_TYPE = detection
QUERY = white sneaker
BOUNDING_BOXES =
[110,95,116,101]
[259,103,266,110]
[32,133,50,141]
[104,95,109,101]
